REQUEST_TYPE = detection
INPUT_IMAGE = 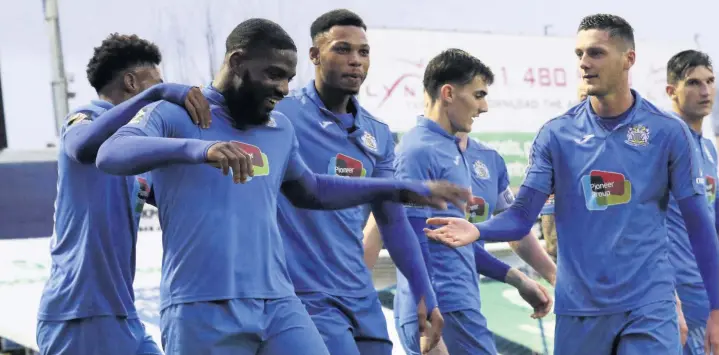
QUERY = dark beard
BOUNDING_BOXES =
[220,73,271,129]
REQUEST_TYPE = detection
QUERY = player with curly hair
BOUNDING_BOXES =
[35,33,210,355]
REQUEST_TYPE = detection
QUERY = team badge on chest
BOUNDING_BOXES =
[473,160,490,179]
[361,131,378,152]
[625,124,649,147]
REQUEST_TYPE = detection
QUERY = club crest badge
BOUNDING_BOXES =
[625,124,649,147]
[362,131,378,152]
[473,160,490,179]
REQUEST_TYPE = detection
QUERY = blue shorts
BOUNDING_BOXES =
[396,308,496,355]
[36,316,161,355]
[554,300,680,355]
[298,292,392,355]
[160,297,329,355]
[684,318,707,355]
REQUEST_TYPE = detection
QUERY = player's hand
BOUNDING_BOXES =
[704,309,719,353]
[423,217,479,247]
[516,277,553,319]
[678,309,688,346]
[417,297,443,354]
[184,87,211,129]
[403,181,471,211]
[206,142,254,183]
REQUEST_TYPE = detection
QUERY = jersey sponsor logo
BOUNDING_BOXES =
[67,112,90,126]
[625,124,650,147]
[361,131,378,152]
[574,134,595,145]
[706,175,716,203]
[128,108,147,125]
[328,153,366,177]
[466,196,488,223]
[473,160,490,179]
[231,141,270,181]
[134,177,151,213]
[581,170,632,210]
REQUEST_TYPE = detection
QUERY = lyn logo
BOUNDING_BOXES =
[231,141,270,182]
[581,170,631,210]
[466,196,488,223]
[328,154,366,177]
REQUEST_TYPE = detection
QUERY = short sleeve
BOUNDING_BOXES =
[668,120,705,200]
[522,125,554,195]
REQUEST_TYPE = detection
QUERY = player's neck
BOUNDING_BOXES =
[314,80,351,114]
[211,66,233,94]
[425,105,456,135]
[672,107,704,134]
[98,91,124,106]
[590,88,633,118]
[457,134,469,151]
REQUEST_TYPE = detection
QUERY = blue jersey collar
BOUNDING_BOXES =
[585,89,643,130]
[91,100,114,110]
[201,83,226,106]
[303,80,363,126]
[416,116,460,142]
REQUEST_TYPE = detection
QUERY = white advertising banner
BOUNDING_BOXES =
[360,28,693,134]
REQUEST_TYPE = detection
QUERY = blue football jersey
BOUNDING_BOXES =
[523,90,704,315]
[39,101,151,321]
[393,117,478,325]
[273,81,395,297]
[667,126,718,324]
[116,87,303,311]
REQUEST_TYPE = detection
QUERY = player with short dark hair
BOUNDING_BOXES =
[36,33,209,355]
[274,9,443,355]
[391,48,552,355]
[665,49,717,355]
[95,18,469,355]
[424,14,719,353]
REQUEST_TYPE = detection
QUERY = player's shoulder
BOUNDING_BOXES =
[395,126,436,156]
[547,100,588,129]
[267,110,293,132]
[63,100,113,128]
[634,96,686,130]
[467,137,506,164]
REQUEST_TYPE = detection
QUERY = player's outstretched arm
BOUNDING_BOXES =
[281,171,469,211]
[96,102,215,176]
[362,214,384,270]
[508,232,557,286]
[425,185,548,247]
[503,267,553,319]
[371,201,443,353]
[64,83,207,164]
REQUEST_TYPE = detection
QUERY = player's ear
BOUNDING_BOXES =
[309,46,320,66]
[440,84,454,103]
[228,50,251,78]
[665,84,677,100]
[624,50,636,70]
[123,72,137,93]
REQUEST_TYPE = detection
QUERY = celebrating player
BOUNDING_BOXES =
[36,34,209,355]
[273,9,443,355]
[95,18,468,355]
[424,14,719,354]
[665,49,717,354]
[391,48,552,355]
